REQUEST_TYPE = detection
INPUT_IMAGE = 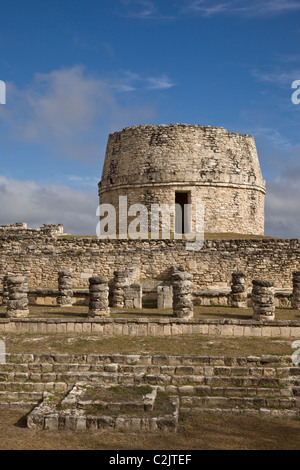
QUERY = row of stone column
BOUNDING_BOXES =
[230,271,300,312]
[1,268,193,319]
[229,272,275,320]
[2,270,300,321]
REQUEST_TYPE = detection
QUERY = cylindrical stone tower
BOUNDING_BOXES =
[99,124,266,236]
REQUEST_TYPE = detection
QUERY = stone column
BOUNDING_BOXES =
[57,270,73,307]
[2,275,9,306]
[292,271,300,309]
[6,275,29,318]
[123,283,142,309]
[172,267,194,319]
[112,270,129,308]
[230,272,247,308]
[252,279,275,321]
[88,276,110,317]
[157,285,173,309]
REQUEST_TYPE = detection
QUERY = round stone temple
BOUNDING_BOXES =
[99,124,266,236]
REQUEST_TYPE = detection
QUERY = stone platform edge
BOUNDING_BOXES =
[0,317,300,337]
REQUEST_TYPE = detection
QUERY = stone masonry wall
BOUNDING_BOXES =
[99,125,265,235]
[0,234,300,290]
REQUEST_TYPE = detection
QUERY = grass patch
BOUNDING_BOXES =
[0,332,295,357]
[1,405,300,450]
[1,305,299,321]
[82,385,152,402]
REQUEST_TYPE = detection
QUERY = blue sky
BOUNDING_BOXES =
[0,0,300,236]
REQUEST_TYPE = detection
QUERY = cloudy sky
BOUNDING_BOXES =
[0,0,300,236]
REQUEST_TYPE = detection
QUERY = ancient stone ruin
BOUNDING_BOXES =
[292,271,300,310]
[1,124,300,437]
[6,275,29,318]
[112,267,142,309]
[157,285,173,309]
[99,124,265,236]
[230,272,248,308]
[252,279,275,321]
[172,266,194,319]
[57,270,73,307]
[2,275,9,306]
[88,276,110,317]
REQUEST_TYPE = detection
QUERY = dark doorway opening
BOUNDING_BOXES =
[175,192,189,234]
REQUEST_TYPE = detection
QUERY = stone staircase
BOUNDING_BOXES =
[0,354,299,420]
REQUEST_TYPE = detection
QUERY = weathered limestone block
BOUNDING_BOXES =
[292,271,300,310]
[88,276,110,317]
[123,283,142,309]
[112,270,129,308]
[157,285,173,309]
[230,272,247,308]
[6,275,29,318]
[99,124,266,236]
[112,267,141,309]
[172,267,193,319]
[57,270,73,307]
[2,275,9,306]
[252,279,275,321]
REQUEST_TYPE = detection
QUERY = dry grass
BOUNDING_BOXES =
[0,331,294,357]
[57,232,277,241]
[1,305,299,321]
[0,405,299,450]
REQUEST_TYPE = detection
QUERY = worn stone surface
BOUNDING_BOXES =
[2,275,9,306]
[99,124,265,236]
[27,384,179,433]
[57,270,73,307]
[0,235,300,290]
[6,275,29,318]
[292,271,300,310]
[157,285,173,309]
[252,279,275,321]
[230,272,247,308]
[112,268,141,308]
[172,268,193,319]
[88,276,110,317]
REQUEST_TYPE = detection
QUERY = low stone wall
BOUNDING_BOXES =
[0,317,299,337]
[27,385,179,432]
[1,235,300,290]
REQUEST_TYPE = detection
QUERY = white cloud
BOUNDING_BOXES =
[0,66,158,162]
[183,0,300,17]
[110,70,176,92]
[252,68,300,88]
[146,75,176,90]
[0,175,98,235]
[117,0,300,20]
[119,0,158,18]
[265,177,300,238]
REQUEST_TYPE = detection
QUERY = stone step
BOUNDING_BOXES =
[0,371,295,389]
[169,385,293,398]
[0,381,295,399]
[0,382,68,392]
[2,354,294,367]
[0,362,298,378]
[0,391,43,403]
[180,407,300,419]
[180,396,300,409]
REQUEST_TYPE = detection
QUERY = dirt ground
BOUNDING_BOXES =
[0,331,295,357]
[0,405,299,450]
